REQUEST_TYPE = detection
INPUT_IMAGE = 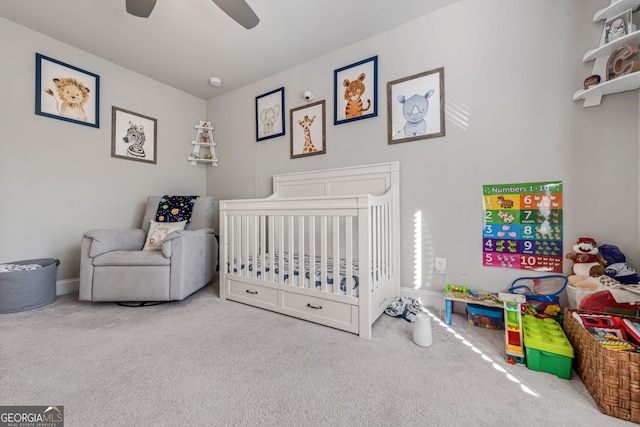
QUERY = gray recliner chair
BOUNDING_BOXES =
[79,196,218,302]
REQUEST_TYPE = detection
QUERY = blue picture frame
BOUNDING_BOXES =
[35,53,100,128]
[256,87,285,141]
[334,55,378,125]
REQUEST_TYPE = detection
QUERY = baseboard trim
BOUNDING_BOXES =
[400,287,466,315]
[55,283,461,309]
[57,278,79,296]
[400,288,443,308]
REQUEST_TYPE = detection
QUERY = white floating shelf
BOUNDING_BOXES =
[583,30,640,62]
[573,71,640,106]
[188,157,218,166]
[593,0,640,22]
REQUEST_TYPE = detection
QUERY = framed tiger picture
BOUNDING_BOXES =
[111,106,157,164]
[333,55,378,125]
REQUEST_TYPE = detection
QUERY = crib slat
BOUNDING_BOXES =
[308,216,316,291]
[251,215,258,279]
[320,216,328,292]
[267,215,275,282]
[243,216,250,278]
[228,215,234,275]
[259,215,266,280]
[384,202,390,281]
[298,216,304,288]
[287,216,294,286]
[372,206,378,289]
[345,217,353,297]
[332,216,340,295]
[277,215,285,285]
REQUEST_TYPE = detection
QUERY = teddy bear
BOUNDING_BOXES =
[565,237,606,277]
[598,243,640,284]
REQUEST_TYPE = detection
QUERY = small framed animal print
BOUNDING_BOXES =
[256,87,285,142]
[111,106,157,164]
[387,67,445,145]
[334,56,378,125]
[35,53,100,128]
[290,100,326,159]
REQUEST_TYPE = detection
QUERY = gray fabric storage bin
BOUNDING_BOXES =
[0,258,59,313]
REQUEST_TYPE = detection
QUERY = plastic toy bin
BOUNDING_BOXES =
[523,315,574,379]
[0,258,59,314]
[466,304,504,329]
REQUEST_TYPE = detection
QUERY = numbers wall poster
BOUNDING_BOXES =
[482,181,563,273]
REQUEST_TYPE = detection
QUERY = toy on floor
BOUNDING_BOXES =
[498,292,526,365]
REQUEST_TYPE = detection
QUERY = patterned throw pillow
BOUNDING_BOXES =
[143,220,187,251]
[155,195,198,223]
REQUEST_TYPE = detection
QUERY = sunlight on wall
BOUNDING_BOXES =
[424,308,539,397]
[414,210,435,290]
[445,94,471,131]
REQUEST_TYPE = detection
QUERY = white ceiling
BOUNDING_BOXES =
[0,0,460,100]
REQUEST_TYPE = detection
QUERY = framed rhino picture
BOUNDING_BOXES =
[387,67,445,144]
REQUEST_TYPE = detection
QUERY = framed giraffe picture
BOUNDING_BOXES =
[290,100,326,159]
[333,55,378,125]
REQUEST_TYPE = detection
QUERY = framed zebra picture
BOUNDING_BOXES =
[290,100,326,159]
[111,106,157,164]
[333,55,378,125]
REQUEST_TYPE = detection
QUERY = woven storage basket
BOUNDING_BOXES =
[564,308,640,423]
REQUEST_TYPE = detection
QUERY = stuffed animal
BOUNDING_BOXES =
[567,274,601,290]
[599,244,640,284]
[565,237,606,277]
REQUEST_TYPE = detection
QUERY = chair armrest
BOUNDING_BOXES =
[83,229,146,258]
[161,229,214,257]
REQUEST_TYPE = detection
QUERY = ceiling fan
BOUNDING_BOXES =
[125,0,260,29]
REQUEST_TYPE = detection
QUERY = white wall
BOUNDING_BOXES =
[0,17,208,280]
[207,0,640,295]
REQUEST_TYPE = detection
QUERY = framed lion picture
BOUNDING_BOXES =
[35,53,100,128]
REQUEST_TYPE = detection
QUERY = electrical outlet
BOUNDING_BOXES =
[434,257,447,274]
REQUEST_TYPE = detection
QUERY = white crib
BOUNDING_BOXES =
[219,161,400,339]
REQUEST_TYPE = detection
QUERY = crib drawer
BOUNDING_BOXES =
[280,291,359,333]
[226,280,278,309]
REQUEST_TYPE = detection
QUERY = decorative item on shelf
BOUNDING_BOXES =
[188,120,218,166]
[573,2,640,107]
[583,74,601,89]
[606,43,640,80]
[605,8,633,44]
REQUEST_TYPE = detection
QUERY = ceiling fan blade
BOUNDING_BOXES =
[126,0,157,18]
[212,0,260,29]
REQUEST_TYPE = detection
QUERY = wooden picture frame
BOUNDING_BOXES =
[111,106,157,164]
[387,67,445,145]
[256,87,285,141]
[334,55,378,125]
[290,100,326,159]
[35,53,100,128]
